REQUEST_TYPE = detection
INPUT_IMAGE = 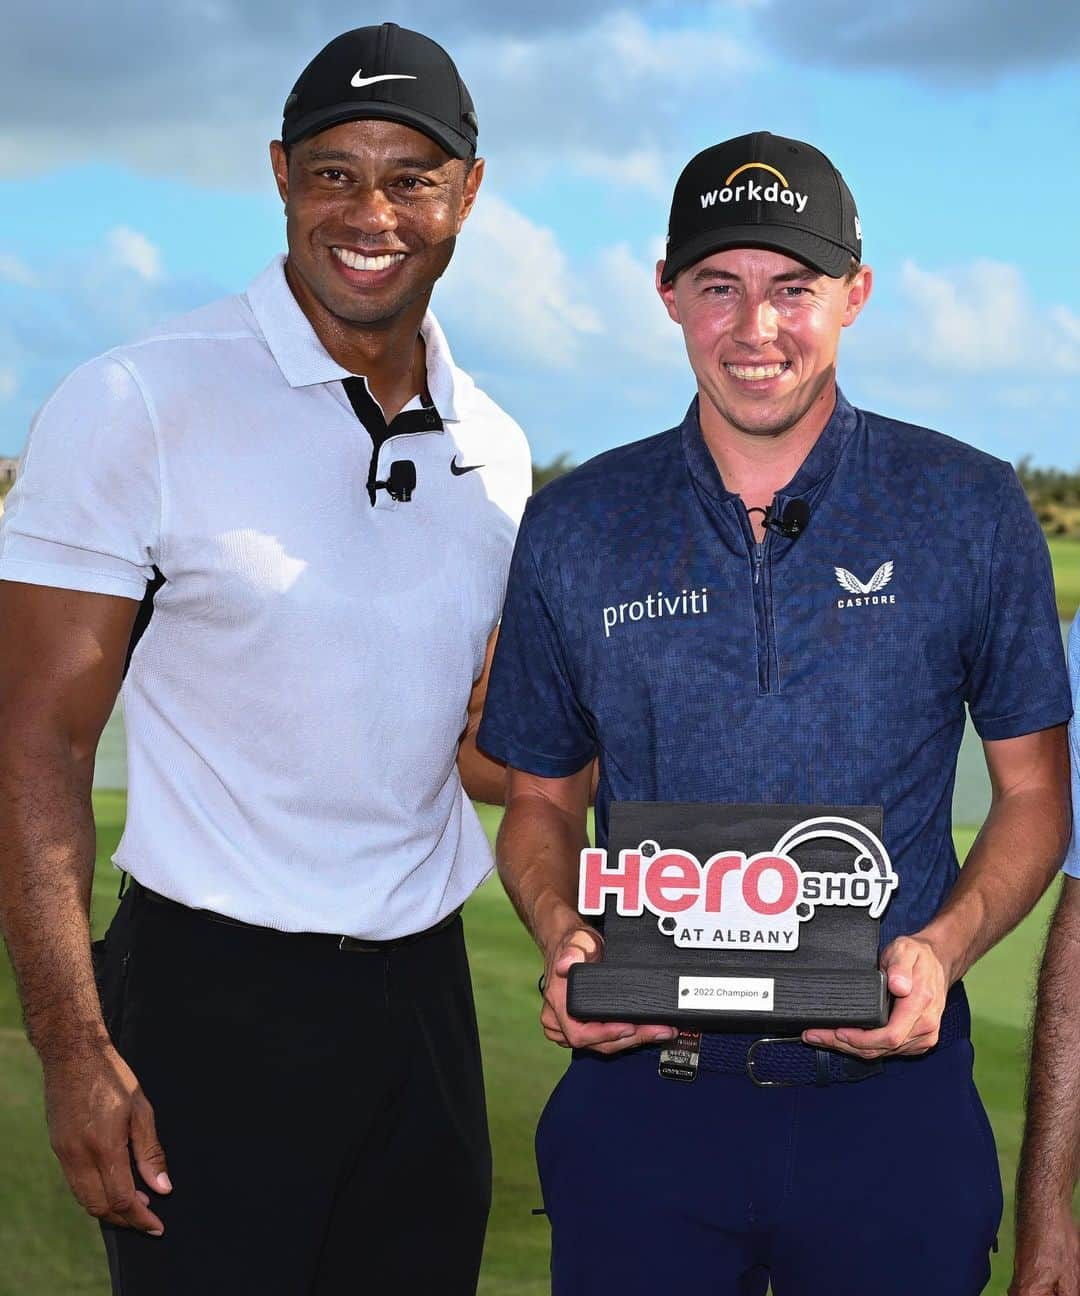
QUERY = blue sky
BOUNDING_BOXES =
[1,0,1078,467]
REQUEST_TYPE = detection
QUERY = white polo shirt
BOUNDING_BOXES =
[0,256,531,938]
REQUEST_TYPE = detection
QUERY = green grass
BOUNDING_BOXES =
[1049,536,1080,621]
[957,827,1076,1294]
[0,801,1070,1295]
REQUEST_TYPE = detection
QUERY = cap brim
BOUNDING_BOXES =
[661,224,854,283]
[285,102,474,159]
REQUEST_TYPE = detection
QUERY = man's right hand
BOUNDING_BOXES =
[540,926,676,1055]
[43,1042,172,1235]
[1010,1201,1080,1296]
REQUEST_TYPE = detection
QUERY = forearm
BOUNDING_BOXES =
[1018,878,1080,1215]
[919,780,1069,984]
[0,732,107,1064]
[496,792,589,955]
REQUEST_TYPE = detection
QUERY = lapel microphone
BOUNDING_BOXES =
[764,499,810,539]
[374,460,416,503]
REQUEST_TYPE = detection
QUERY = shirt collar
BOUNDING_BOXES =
[245,255,465,421]
[680,386,859,503]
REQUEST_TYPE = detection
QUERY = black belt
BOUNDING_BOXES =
[697,982,971,1087]
[131,880,461,952]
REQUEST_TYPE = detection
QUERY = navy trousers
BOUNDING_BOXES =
[537,1036,1002,1296]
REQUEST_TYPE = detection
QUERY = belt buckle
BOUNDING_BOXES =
[746,1035,807,1088]
[339,935,383,953]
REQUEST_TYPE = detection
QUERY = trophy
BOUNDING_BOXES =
[567,802,897,1034]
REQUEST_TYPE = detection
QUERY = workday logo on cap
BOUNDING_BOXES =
[699,161,809,216]
[661,131,862,283]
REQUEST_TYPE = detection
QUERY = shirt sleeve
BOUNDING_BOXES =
[0,354,161,600]
[1061,613,1080,878]
[965,468,1072,741]
[477,508,597,777]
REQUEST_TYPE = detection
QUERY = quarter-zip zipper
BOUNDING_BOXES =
[736,497,780,695]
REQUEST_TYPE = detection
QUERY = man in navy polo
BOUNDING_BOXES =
[478,132,1071,1295]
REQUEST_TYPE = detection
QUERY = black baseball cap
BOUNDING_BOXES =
[661,131,861,283]
[281,23,478,159]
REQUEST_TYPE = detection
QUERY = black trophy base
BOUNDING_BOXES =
[567,961,889,1034]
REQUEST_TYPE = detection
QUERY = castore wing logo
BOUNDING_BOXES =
[834,561,893,595]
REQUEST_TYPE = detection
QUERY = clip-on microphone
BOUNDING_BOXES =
[764,499,810,539]
[374,460,416,503]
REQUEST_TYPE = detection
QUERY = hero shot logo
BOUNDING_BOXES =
[835,560,896,610]
[699,162,809,215]
[578,817,897,951]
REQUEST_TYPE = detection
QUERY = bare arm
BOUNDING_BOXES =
[0,579,170,1233]
[497,766,674,1054]
[1011,875,1080,1296]
[808,725,1070,1058]
[0,582,132,1053]
[457,628,507,806]
[920,726,1070,980]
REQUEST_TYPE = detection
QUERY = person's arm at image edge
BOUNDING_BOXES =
[497,764,674,1054]
[1010,873,1080,1296]
[0,580,171,1234]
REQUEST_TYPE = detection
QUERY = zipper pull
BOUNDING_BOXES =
[754,542,764,585]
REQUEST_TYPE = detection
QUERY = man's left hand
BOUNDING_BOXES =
[802,934,950,1059]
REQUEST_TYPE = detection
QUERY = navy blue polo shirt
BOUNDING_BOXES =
[478,389,1072,943]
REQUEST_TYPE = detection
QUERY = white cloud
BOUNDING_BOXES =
[589,242,684,370]
[899,259,1080,375]
[108,226,163,282]
[1049,306,1080,375]
[753,0,1080,78]
[443,189,693,384]
[430,187,698,463]
[854,373,953,413]
[0,253,37,287]
[0,231,221,455]
[470,14,751,193]
[443,194,602,369]
[0,11,754,192]
[573,149,669,197]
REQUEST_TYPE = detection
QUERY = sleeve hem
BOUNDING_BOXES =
[971,704,1073,743]
[476,724,595,778]
[0,558,147,601]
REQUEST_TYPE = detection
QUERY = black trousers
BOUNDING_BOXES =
[96,884,491,1294]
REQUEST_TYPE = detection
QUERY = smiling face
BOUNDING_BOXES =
[656,247,872,442]
[270,118,483,333]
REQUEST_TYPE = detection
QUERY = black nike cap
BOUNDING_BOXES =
[661,131,861,283]
[281,23,478,159]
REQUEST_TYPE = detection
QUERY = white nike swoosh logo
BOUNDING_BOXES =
[351,70,418,88]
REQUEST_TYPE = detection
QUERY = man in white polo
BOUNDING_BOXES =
[0,23,529,1295]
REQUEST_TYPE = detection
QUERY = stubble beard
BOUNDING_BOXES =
[704,364,836,440]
